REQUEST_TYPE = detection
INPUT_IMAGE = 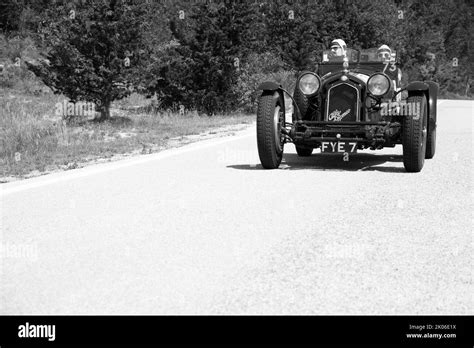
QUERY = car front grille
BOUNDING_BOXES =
[325,82,359,122]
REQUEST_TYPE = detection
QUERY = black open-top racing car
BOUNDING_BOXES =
[256,47,438,172]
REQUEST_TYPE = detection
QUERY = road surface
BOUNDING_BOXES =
[1,100,472,314]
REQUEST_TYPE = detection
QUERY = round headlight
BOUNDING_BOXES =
[299,73,321,95]
[367,73,390,96]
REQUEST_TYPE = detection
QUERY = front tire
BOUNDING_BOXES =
[257,92,285,169]
[402,95,428,172]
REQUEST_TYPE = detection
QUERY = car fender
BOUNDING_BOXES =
[258,81,281,91]
[426,81,438,130]
[258,81,285,115]
[406,81,429,93]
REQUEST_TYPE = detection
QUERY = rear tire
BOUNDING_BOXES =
[295,146,313,157]
[402,95,428,172]
[257,92,284,169]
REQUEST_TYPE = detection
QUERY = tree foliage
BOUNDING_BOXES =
[0,0,470,118]
[25,0,149,120]
[162,1,258,113]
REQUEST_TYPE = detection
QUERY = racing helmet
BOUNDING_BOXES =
[377,44,392,60]
[330,39,347,57]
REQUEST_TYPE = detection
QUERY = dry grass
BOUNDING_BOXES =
[0,92,254,180]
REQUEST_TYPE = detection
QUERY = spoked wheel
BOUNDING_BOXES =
[257,91,285,169]
[402,95,428,172]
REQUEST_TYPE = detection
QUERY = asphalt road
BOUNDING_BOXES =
[1,100,472,314]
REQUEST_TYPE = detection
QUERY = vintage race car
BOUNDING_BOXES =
[256,47,438,172]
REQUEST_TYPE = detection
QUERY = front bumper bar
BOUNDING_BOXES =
[290,121,401,144]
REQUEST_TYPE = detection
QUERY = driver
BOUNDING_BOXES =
[377,44,392,61]
[329,39,347,59]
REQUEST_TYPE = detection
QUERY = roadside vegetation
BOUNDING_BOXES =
[0,90,253,180]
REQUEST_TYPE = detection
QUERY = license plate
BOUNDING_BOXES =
[321,141,357,153]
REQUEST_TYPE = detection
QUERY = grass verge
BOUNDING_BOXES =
[0,91,254,182]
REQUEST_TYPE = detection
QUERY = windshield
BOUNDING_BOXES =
[321,47,397,63]
[322,48,359,63]
[359,48,397,63]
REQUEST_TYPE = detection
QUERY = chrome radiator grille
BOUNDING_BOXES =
[325,83,359,122]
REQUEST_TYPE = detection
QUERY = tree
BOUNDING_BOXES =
[167,1,258,113]
[260,1,328,72]
[0,0,23,33]
[395,0,473,95]
[131,0,186,107]
[26,0,149,121]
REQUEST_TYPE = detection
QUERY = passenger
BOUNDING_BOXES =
[328,39,347,59]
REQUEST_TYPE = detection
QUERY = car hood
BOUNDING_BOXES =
[348,72,369,83]
[321,70,370,85]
